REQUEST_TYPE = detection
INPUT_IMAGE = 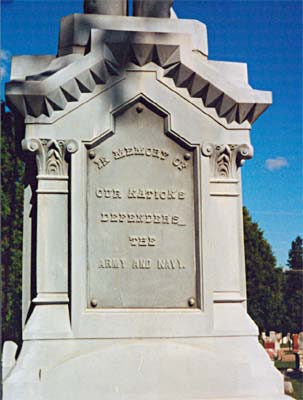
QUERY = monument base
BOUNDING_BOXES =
[4,337,291,400]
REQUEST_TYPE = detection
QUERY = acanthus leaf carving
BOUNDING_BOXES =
[202,142,253,180]
[22,138,79,177]
[45,139,66,175]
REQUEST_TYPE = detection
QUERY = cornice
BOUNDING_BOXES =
[6,28,271,125]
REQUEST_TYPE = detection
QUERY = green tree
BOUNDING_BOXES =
[287,236,303,271]
[1,102,24,346]
[243,207,285,332]
[283,236,303,333]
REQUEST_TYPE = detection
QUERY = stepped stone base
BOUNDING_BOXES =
[3,336,291,400]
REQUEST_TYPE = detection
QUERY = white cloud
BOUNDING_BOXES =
[0,49,11,62]
[0,66,7,78]
[0,49,11,79]
[265,157,289,171]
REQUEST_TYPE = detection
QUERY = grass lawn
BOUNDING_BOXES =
[274,360,303,400]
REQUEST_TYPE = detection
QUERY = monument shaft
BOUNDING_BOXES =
[3,2,291,399]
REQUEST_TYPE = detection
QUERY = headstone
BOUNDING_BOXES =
[281,353,296,363]
[282,336,289,345]
[270,331,276,342]
[265,342,275,350]
[293,334,299,352]
[276,332,282,342]
[274,338,281,356]
[264,341,276,361]
[3,1,291,399]
[284,381,294,395]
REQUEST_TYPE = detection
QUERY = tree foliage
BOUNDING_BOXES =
[287,236,303,271]
[243,208,302,334]
[243,207,286,332]
[1,102,24,345]
[283,236,303,333]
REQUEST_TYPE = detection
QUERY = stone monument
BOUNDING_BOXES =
[3,1,291,399]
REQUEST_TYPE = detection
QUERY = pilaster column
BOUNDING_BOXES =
[22,138,78,305]
[202,142,253,304]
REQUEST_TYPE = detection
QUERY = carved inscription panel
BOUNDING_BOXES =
[87,102,199,308]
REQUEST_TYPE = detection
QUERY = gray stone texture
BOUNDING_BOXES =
[3,2,291,399]
[133,0,173,18]
[84,0,127,15]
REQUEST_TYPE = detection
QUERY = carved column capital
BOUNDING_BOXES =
[22,138,79,177]
[202,142,253,180]
[65,139,79,155]
[236,143,254,166]
[201,142,215,157]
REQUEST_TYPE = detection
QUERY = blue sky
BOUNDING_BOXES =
[1,0,302,267]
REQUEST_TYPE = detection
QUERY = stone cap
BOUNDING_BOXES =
[6,15,271,125]
[58,14,208,57]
